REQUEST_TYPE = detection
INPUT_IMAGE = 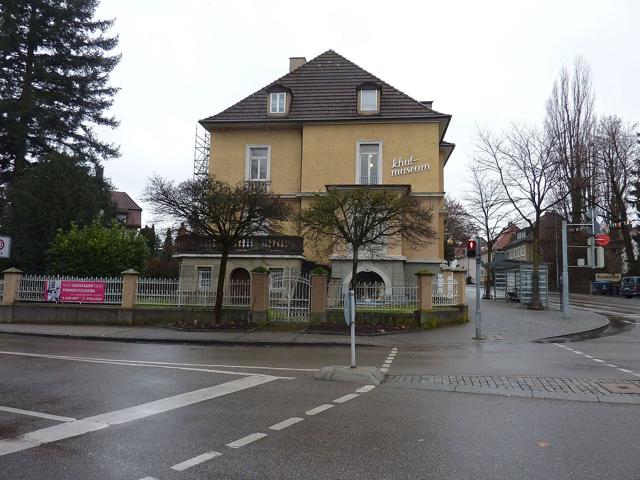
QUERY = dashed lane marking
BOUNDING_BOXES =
[592,359,605,363]
[269,417,304,431]
[226,433,267,448]
[618,368,634,373]
[306,404,334,416]
[606,364,619,368]
[137,477,158,480]
[356,385,376,393]
[170,451,221,471]
[553,343,639,377]
[333,393,359,404]
[0,375,278,457]
[0,406,76,423]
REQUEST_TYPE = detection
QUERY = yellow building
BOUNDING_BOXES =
[177,50,454,289]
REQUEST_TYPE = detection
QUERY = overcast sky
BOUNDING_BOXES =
[95,0,639,226]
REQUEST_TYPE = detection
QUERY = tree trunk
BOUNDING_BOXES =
[350,247,359,291]
[214,248,230,324]
[530,224,543,310]
[484,244,493,299]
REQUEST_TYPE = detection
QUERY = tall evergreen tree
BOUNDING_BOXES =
[0,0,120,182]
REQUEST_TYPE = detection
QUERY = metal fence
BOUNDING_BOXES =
[17,275,123,304]
[432,281,458,306]
[327,282,417,311]
[136,278,251,307]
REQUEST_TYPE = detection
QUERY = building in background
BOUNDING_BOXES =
[111,191,142,229]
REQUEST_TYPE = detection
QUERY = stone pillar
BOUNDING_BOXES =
[452,269,467,305]
[415,271,434,311]
[120,269,140,309]
[441,266,453,282]
[2,268,23,305]
[310,272,328,324]
[250,269,269,325]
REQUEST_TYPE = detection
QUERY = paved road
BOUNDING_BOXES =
[549,290,640,320]
[1,332,639,479]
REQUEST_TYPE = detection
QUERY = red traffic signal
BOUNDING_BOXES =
[466,239,477,258]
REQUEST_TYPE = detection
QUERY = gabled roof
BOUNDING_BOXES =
[111,191,141,212]
[200,50,450,126]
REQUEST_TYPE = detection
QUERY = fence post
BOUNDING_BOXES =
[2,268,23,305]
[452,268,467,305]
[121,269,140,309]
[415,270,434,311]
[250,269,269,326]
[309,272,328,324]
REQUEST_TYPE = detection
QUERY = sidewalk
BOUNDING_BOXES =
[0,299,608,348]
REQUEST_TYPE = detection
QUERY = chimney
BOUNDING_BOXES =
[289,57,306,72]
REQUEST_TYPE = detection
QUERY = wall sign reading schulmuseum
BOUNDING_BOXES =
[390,155,431,176]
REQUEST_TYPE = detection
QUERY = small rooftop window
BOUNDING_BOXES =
[360,89,378,111]
[270,92,286,114]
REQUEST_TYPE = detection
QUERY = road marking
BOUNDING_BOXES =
[633,373,640,378]
[592,359,605,363]
[584,355,594,359]
[356,385,376,393]
[380,367,389,373]
[306,404,334,416]
[572,351,584,355]
[0,406,76,423]
[0,375,278,457]
[171,451,221,471]
[0,350,294,379]
[269,417,304,431]
[226,433,267,448]
[618,368,634,373]
[137,477,158,480]
[605,364,619,368]
[333,393,358,404]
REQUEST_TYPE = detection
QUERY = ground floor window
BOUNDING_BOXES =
[197,266,212,290]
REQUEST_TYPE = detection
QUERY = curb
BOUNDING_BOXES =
[0,328,388,348]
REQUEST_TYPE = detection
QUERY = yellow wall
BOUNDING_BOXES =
[210,127,302,194]
[209,121,445,264]
[301,122,442,193]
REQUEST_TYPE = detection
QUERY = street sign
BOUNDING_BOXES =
[343,290,355,326]
[595,234,610,247]
[0,236,11,258]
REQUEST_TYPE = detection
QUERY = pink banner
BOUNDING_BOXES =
[45,280,106,303]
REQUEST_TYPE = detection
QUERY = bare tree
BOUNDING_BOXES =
[477,126,562,309]
[300,187,436,288]
[463,165,511,298]
[545,57,596,224]
[596,115,640,273]
[144,176,292,323]
[443,196,476,263]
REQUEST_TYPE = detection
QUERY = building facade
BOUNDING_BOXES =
[176,50,454,289]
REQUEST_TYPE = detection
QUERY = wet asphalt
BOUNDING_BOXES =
[0,312,639,479]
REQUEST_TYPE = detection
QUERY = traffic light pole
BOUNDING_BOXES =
[562,220,570,319]
[474,234,482,339]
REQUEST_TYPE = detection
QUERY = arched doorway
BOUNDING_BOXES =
[353,271,385,303]
[229,268,250,305]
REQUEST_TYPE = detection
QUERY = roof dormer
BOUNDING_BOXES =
[357,82,381,115]
[266,84,292,117]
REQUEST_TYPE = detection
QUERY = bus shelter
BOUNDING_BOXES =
[489,259,549,308]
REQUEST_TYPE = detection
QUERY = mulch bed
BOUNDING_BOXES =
[303,324,411,336]
[162,319,254,332]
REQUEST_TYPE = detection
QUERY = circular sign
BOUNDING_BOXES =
[0,239,4,250]
[595,234,610,247]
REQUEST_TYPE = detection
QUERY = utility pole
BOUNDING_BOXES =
[562,220,570,319]
[475,234,482,339]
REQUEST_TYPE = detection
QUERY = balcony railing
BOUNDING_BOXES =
[176,234,304,256]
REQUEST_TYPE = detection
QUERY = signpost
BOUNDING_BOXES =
[343,289,356,368]
[0,236,11,259]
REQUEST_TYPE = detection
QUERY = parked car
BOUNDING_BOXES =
[619,276,640,298]
[592,281,620,296]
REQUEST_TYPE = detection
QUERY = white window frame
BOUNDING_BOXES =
[197,266,212,291]
[356,140,383,185]
[360,89,378,112]
[245,144,271,182]
[269,92,286,114]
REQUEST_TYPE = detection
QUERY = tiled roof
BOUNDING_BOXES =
[201,50,449,125]
[111,191,141,212]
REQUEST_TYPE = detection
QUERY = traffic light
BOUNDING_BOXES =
[466,239,477,258]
